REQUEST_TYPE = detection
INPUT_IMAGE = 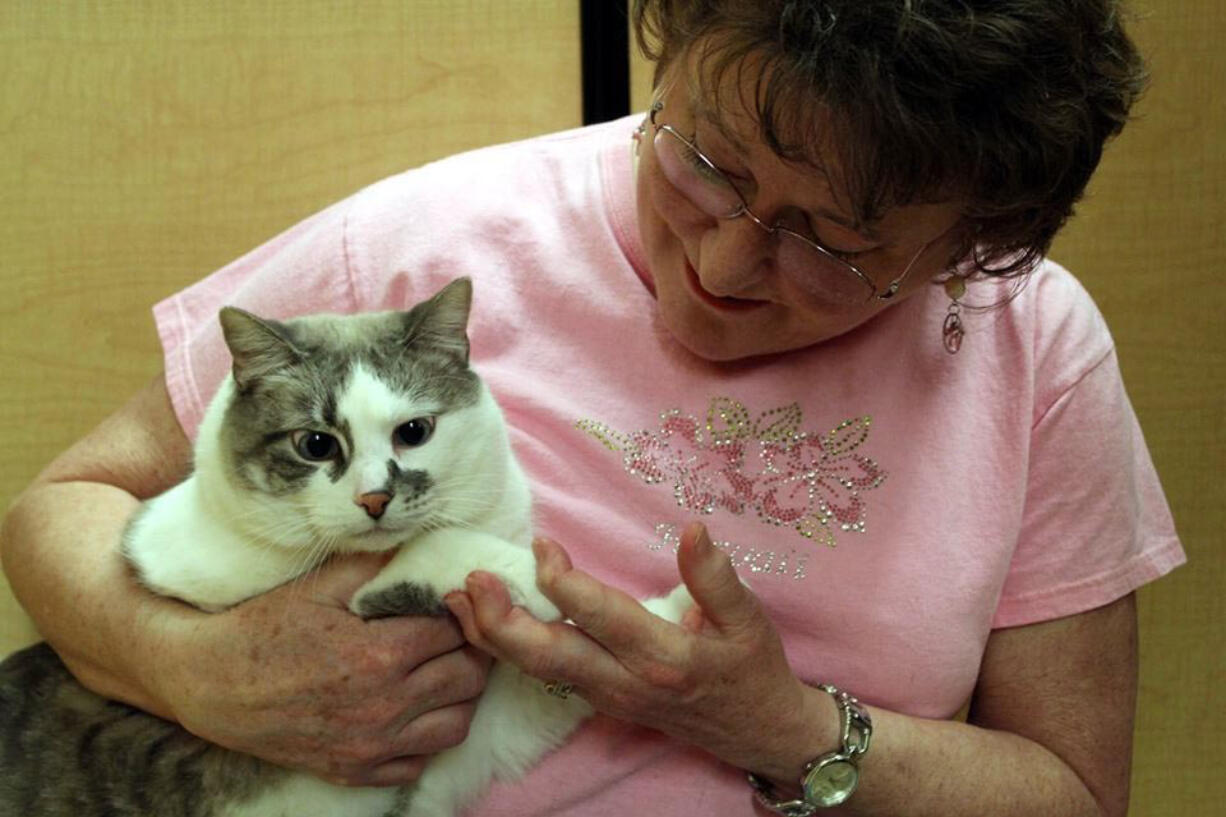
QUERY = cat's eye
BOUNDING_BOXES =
[291,430,340,461]
[394,417,435,448]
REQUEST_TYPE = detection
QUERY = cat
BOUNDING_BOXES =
[0,277,692,817]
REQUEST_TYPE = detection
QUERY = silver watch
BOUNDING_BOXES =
[747,683,873,814]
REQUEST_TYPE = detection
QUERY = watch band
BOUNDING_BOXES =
[747,683,873,814]
[748,773,821,817]
[819,683,872,760]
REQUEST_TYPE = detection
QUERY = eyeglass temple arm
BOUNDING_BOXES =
[876,238,933,301]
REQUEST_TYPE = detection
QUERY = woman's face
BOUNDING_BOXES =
[634,58,966,361]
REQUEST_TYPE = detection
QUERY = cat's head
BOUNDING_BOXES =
[210,277,506,555]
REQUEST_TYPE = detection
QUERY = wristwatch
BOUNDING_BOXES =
[747,683,873,814]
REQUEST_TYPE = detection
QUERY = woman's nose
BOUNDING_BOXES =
[696,217,774,298]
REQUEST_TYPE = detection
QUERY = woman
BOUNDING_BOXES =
[0,1,1182,815]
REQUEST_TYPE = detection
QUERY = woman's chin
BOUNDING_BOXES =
[660,311,783,361]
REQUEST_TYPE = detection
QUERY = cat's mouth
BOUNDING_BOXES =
[338,526,406,553]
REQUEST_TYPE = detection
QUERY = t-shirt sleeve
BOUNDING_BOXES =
[151,122,621,442]
[152,196,360,439]
[991,342,1185,628]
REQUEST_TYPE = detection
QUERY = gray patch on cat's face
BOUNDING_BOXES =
[220,354,351,496]
[354,581,447,619]
[218,279,480,497]
[386,459,432,504]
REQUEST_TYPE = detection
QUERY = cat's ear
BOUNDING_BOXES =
[218,307,302,390]
[404,277,473,363]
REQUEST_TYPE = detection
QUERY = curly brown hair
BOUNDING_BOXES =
[632,0,1148,276]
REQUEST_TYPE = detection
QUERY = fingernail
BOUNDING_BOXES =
[532,537,555,564]
[693,523,713,555]
[466,571,509,613]
[464,574,486,608]
[533,538,560,580]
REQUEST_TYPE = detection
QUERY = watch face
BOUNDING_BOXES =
[804,757,859,807]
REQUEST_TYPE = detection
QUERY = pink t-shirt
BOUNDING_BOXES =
[154,116,1184,815]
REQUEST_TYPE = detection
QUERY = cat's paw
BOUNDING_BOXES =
[642,582,695,624]
[501,580,562,622]
[352,581,447,620]
[476,547,562,622]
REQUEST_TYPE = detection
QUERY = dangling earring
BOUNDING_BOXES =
[942,275,966,354]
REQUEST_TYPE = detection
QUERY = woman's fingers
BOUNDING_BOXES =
[359,755,430,788]
[442,524,812,779]
[532,537,688,663]
[445,572,627,687]
[392,643,491,723]
[674,522,764,635]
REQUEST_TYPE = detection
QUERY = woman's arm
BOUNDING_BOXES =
[849,592,1135,817]
[1,374,192,712]
[0,375,492,786]
[446,523,1134,816]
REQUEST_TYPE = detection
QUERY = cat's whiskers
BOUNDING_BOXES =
[408,497,485,532]
[433,495,493,515]
[428,474,499,512]
[280,531,346,612]
[419,506,485,533]
[220,504,345,591]
[233,510,316,552]
[431,500,498,526]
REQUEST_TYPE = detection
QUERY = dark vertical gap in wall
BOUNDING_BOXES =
[581,0,630,124]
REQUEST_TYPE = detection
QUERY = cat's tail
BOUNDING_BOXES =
[403,661,593,817]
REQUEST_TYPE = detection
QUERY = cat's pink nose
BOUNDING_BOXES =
[356,491,392,519]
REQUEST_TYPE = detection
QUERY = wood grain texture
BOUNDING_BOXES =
[0,0,580,649]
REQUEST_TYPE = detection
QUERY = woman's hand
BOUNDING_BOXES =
[444,522,833,782]
[148,552,493,787]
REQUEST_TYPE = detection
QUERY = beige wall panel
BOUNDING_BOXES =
[0,1,580,648]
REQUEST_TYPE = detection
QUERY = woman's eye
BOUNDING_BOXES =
[681,139,733,186]
[818,240,869,262]
[394,417,436,448]
[804,219,876,260]
[291,430,340,461]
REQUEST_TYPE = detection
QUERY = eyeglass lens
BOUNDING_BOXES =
[652,125,874,305]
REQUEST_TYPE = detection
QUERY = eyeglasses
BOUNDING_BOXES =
[648,101,935,306]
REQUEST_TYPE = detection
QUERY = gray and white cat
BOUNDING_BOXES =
[0,278,690,817]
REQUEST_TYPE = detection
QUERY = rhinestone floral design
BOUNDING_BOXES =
[576,397,887,547]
